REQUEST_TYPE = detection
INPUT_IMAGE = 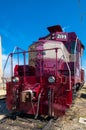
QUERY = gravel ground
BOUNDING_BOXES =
[50,83,86,130]
[0,99,9,115]
[0,116,48,130]
[0,99,50,130]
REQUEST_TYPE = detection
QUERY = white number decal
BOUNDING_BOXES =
[57,34,67,39]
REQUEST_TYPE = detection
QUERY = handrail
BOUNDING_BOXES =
[74,37,78,85]
[3,46,26,80]
[7,47,61,55]
[3,46,71,92]
[59,48,71,91]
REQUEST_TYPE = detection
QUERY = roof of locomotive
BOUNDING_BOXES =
[29,25,85,49]
[47,25,63,33]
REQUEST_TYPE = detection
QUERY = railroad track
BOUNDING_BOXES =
[0,87,82,130]
[0,113,54,130]
[0,98,54,130]
[0,89,81,130]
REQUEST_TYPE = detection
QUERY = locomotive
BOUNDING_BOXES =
[6,25,85,117]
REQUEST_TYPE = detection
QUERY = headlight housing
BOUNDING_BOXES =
[48,76,55,83]
[12,77,19,83]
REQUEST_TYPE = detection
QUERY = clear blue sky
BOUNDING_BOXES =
[0,0,86,77]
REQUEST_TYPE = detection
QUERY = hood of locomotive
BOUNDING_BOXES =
[34,40,70,80]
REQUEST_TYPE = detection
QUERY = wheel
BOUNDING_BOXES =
[76,83,80,91]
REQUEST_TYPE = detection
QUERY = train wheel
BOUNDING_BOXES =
[76,83,80,91]
[9,112,17,120]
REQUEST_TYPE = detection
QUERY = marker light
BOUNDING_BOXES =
[12,77,19,83]
[48,76,55,83]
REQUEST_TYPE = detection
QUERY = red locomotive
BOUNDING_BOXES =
[6,25,85,117]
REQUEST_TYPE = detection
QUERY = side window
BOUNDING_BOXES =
[64,43,69,51]
[71,42,76,54]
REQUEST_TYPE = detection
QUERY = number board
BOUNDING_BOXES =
[55,32,68,41]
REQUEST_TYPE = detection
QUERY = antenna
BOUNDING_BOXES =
[78,0,86,24]
[0,36,2,83]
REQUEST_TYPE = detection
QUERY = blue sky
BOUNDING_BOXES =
[0,0,86,78]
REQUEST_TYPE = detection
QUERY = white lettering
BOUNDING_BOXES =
[57,34,67,39]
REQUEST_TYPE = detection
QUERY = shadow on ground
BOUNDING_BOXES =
[80,93,86,99]
[0,99,9,115]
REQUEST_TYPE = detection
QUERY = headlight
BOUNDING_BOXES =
[48,76,55,83]
[12,77,19,83]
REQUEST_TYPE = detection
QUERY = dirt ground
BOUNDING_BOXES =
[50,82,86,130]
